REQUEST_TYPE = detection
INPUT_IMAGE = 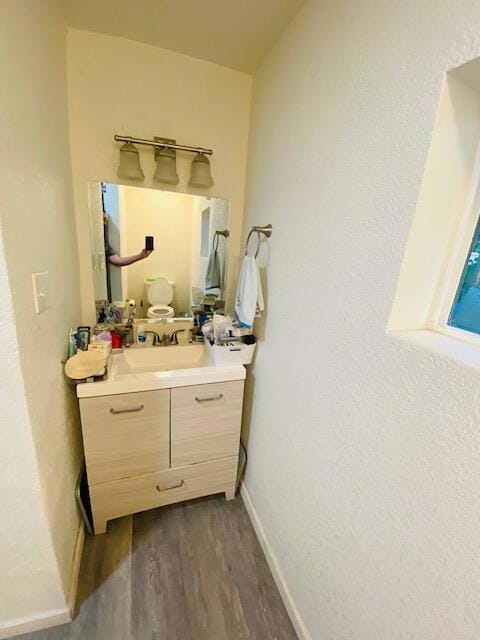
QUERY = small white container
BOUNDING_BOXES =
[137,323,147,344]
[88,341,112,357]
[205,340,256,366]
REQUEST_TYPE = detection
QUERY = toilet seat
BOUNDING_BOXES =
[146,277,175,318]
[148,305,174,318]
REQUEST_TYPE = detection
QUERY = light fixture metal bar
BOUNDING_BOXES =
[114,134,213,156]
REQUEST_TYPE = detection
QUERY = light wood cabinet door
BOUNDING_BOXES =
[80,389,170,485]
[171,381,244,467]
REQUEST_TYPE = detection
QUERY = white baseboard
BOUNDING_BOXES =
[0,608,71,640]
[240,482,312,640]
[67,519,85,615]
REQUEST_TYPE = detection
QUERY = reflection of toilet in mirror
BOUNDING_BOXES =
[145,276,175,318]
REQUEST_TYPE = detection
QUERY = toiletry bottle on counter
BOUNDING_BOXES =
[111,332,122,349]
[137,324,147,344]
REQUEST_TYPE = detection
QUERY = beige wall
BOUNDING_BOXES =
[121,186,194,312]
[66,29,252,324]
[0,0,82,633]
[242,1,480,639]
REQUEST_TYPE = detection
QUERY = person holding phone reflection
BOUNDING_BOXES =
[104,213,153,267]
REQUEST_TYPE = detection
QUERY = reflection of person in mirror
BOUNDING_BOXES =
[103,213,153,267]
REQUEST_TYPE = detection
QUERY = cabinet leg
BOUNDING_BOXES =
[93,517,107,535]
[225,484,236,501]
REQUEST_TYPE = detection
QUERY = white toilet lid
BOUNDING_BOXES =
[148,277,173,305]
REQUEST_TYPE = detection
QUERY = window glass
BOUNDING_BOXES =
[448,216,480,334]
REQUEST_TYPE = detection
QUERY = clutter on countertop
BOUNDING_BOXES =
[126,299,136,326]
[111,332,122,349]
[90,300,137,349]
[65,325,112,382]
[191,287,225,315]
[68,328,78,357]
[88,331,112,357]
[202,312,256,365]
[205,337,256,365]
[231,326,250,337]
[64,350,107,381]
[76,326,91,351]
[95,300,124,325]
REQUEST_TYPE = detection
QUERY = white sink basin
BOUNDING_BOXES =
[116,344,207,374]
[76,343,246,398]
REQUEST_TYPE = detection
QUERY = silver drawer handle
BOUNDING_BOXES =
[109,404,144,415]
[156,480,184,492]
[195,394,223,403]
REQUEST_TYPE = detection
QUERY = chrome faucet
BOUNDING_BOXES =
[143,329,186,346]
[143,330,161,346]
[159,333,171,347]
[170,329,186,345]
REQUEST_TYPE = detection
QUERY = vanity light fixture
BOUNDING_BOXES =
[114,134,214,187]
[153,137,179,185]
[117,142,145,181]
[189,153,214,188]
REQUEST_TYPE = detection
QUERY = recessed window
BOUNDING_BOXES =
[387,59,480,346]
[448,216,480,335]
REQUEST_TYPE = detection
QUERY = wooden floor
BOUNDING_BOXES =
[18,495,297,640]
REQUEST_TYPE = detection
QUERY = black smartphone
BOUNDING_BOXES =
[145,236,154,251]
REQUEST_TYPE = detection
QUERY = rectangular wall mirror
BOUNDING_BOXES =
[87,182,230,318]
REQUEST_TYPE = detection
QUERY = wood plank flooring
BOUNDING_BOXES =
[17,495,297,640]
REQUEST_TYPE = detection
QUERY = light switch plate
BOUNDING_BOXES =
[32,271,50,314]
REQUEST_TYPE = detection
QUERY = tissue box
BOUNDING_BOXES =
[88,341,112,357]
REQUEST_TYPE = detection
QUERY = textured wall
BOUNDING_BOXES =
[0,224,67,631]
[0,0,82,627]
[242,1,480,638]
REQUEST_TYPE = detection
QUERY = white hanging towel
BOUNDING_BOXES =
[256,259,264,314]
[235,255,263,328]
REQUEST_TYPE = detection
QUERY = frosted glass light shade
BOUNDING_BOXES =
[117,143,145,181]
[189,153,214,188]
[153,147,179,185]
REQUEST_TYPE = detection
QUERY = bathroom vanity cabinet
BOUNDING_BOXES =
[79,380,244,534]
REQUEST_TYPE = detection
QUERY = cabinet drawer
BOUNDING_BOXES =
[90,456,238,527]
[171,381,244,467]
[80,389,170,485]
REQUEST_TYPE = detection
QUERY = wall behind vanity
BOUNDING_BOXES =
[66,29,252,323]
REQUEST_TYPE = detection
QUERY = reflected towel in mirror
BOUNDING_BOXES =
[206,247,221,290]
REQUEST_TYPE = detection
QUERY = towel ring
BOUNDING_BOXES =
[245,229,261,257]
[245,224,273,257]
[213,229,229,251]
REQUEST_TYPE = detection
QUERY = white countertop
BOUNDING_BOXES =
[76,345,246,398]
